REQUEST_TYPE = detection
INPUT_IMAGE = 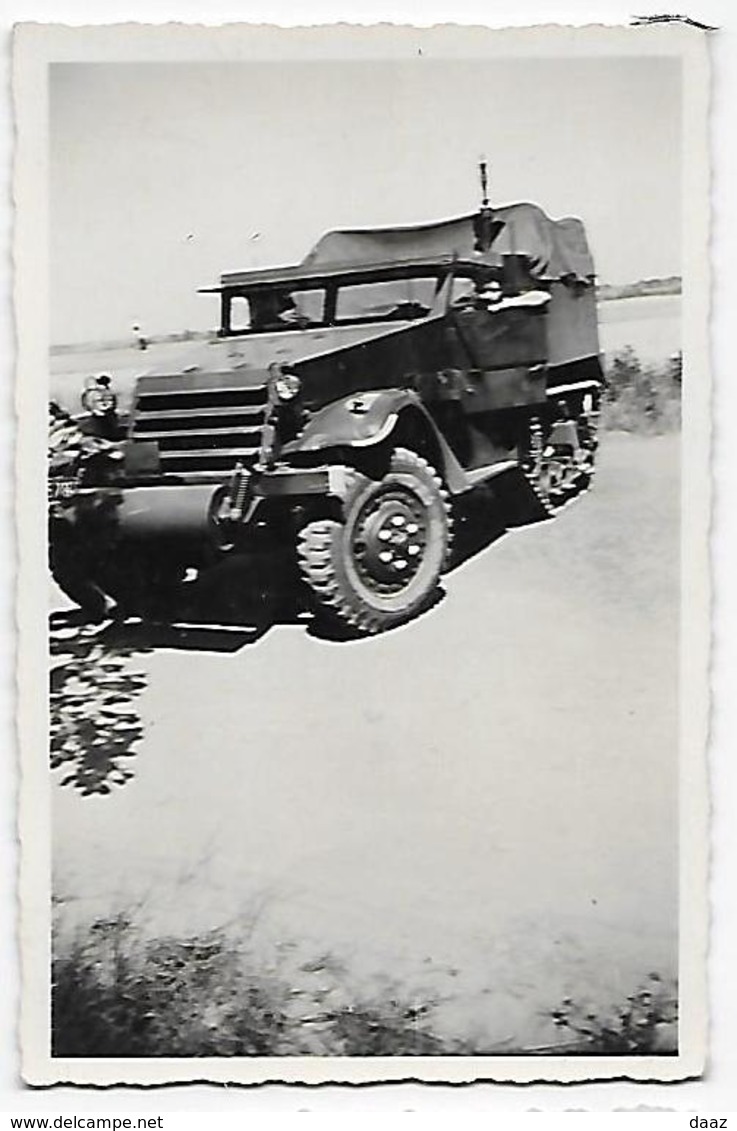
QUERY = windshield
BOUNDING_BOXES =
[334,278,438,322]
[220,274,442,336]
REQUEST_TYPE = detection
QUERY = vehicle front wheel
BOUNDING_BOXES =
[297,447,452,635]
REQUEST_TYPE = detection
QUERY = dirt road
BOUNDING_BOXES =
[51,431,679,1048]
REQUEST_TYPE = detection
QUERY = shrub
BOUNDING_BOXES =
[326,990,451,1056]
[549,973,678,1054]
[601,348,681,434]
[51,913,454,1058]
[52,916,296,1058]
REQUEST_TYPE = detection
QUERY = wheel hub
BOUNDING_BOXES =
[352,490,427,592]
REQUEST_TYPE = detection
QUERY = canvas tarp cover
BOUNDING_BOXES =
[301,202,595,282]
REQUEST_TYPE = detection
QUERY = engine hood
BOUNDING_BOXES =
[140,319,435,381]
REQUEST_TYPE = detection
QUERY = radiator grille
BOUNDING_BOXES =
[129,383,269,477]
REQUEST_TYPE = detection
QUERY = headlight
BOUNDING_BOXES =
[269,363,302,403]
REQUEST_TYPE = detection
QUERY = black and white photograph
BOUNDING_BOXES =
[15,20,709,1084]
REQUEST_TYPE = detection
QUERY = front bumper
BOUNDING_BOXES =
[49,462,350,543]
[251,464,333,498]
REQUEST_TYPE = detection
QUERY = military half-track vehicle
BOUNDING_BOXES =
[49,197,603,634]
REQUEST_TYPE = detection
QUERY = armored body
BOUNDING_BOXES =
[49,201,603,634]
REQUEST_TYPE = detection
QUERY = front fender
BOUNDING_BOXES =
[282,389,417,455]
[281,388,467,494]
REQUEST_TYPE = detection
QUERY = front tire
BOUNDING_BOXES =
[297,448,452,635]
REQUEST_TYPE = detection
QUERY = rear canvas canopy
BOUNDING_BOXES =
[301,202,596,283]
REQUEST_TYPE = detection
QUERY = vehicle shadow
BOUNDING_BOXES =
[448,485,510,572]
[56,550,302,655]
[448,469,547,572]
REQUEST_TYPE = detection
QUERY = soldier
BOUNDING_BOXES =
[80,374,119,439]
[48,400,121,624]
[276,292,311,328]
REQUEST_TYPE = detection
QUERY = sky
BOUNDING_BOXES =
[50,57,682,344]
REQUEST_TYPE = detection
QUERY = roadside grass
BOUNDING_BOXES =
[52,910,677,1057]
[52,911,457,1057]
[549,973,678,1055]
[601,347,681,434]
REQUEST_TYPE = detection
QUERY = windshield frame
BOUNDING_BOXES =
[217,265,460,337]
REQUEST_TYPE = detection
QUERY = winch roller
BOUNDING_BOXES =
[114,485,224,541]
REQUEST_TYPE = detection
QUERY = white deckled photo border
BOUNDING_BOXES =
[14,20,710,1086]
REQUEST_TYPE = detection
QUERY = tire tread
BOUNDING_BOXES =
[297,448,452,635]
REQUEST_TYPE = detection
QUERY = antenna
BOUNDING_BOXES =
[473,154,495,254]
[479,155,489,207]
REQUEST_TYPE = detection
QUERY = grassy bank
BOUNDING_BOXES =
[52,911,678,1058]
[601,347,681,434]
